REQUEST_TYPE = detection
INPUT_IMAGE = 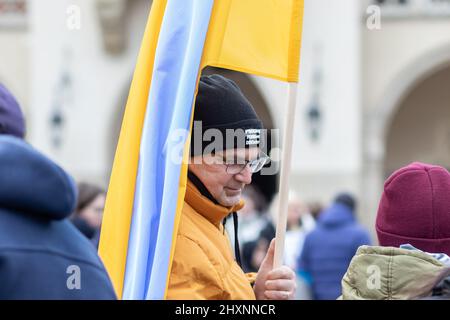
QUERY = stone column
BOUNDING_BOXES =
[361,110,386,242]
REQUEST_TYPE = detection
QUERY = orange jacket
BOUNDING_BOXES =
[167,179,257,299]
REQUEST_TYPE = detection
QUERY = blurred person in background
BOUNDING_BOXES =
[297,192,371,300]
[267,192,317,299]
[243,223,275,273]
[283,192,316,270]
[241,192,318,293]
[308,201,324,221]
[224,185,275,272]
[71,183,106,248]
[0,83,116,299]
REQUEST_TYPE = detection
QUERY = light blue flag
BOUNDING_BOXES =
[122,0,215,300]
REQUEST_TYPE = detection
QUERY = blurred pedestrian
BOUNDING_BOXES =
[268,192,316,270]
[307,201,324,221]
[283,192,316,270]
[71,182,106,247]
[242,218,276,273]
[225,185,274,272]
[297,192,371,300]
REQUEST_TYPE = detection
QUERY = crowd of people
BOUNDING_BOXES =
[1,77,449,300]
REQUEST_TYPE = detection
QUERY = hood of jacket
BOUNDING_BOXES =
[318,202,355,228]
[340,245,450,300]
[0,136,77,220]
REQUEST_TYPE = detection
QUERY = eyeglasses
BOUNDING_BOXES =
[222,152,271,175]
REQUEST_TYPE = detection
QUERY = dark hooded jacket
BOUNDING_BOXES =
[297,202,371,300]
[0,136,116,299]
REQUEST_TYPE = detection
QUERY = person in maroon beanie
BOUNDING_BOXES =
[376,162,450,255]
[339,162,450,300]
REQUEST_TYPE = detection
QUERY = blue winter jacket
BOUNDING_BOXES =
[297,202,371,300]
[0,136,116,299]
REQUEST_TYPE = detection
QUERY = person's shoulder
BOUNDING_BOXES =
[0,210,104,269]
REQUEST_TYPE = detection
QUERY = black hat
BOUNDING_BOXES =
[191,75,263,156]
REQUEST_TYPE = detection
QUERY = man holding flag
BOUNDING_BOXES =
[99,0,304,300]
[167,74,296,299]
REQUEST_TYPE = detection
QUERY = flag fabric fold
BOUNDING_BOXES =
[122,0,214,300]
[98,0,168,298]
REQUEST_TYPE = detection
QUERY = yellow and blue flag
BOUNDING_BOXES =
[99,0,304,300]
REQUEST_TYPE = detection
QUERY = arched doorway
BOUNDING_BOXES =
[385,65,450,177]
[363,43,450,236]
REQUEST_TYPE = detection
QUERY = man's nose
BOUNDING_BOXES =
[235,165,253,185]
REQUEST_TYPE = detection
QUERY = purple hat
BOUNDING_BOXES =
[376,162,450,255]
[0,83,25,138]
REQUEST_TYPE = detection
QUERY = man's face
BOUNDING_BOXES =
[189,147,260,207]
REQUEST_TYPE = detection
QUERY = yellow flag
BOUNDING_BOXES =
[202,0,304,82]
[98,0,168,298]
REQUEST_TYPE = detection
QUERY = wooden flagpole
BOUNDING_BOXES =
[274,82,298,268]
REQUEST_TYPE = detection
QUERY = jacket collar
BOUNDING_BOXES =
[187,171,219,205]
[185,179,244,227]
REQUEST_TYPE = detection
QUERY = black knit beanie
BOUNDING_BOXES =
[190,75,263,157]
